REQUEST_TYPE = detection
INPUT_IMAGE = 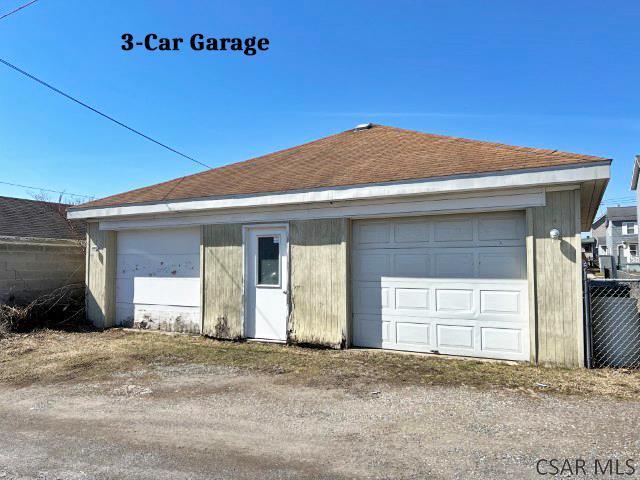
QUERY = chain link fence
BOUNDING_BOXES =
[585,279,640,368]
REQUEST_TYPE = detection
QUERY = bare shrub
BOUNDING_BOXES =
[0,283,88,336]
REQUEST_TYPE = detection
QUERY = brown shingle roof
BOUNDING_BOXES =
[0,196,86,240]
[79,124,609,209]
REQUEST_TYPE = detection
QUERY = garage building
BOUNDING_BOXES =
[69,124,610,367]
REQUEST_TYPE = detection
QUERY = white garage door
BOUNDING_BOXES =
[115,227,201,333]
[352,212,529,361]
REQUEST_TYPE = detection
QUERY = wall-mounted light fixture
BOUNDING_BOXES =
[549,228,561,240]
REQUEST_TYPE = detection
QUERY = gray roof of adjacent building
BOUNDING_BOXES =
[605,206,637,222]
[0,196,85,240]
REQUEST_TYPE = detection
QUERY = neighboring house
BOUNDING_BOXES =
[590,206,638,269]
[68,124,611,367]
[581,236,596,266]
[591,213,607,257]
[0,196,86,304]
[630,154,640,247]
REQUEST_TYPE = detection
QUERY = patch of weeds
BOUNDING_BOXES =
[0,330,639,399]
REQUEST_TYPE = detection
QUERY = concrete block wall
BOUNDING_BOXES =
[0,238,85,305]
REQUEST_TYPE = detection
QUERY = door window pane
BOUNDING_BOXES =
[258,236,280,285]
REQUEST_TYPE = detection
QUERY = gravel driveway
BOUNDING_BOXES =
[0,363,638,479]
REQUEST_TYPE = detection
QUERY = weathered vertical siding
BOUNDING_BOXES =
[289,218,349,348]
[202,224,244,339]
[86,223,117,328]
[528,189,583,367]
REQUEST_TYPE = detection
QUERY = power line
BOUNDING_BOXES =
[0,180,93,199]
[0,0,38,21]
[0,57,211,169]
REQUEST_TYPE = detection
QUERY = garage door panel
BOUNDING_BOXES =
[353,248,525,280]
[354,285,390,312]
[117,253,200,279]
[352,212,529,361]
[132,277,200,306]
[394,221,430,243]
[356,222,391,244]
[353,315,391,346]
[394,254,430,277]
[131,304,201,334]
[354,212,525,249]
[435,288,474,313]
[480,290,520,314]
[396,322,431,346]
[115,303,134,326]
[478,252,524,278]
[116,228,201,333]
[437,324,475,350]
[395,288,429,310]
[434,218,474,242]
[478,215,525,241]
[354,253,391,279]
[481,327,522,353]
[117,228,200,254]
[434,252,474,277]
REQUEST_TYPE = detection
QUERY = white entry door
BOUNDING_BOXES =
[351,212,529,361]
[245,226,288,341]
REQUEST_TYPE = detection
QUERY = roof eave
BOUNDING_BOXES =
[68,161,611,221]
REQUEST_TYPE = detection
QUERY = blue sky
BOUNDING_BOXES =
[0,1,638,216]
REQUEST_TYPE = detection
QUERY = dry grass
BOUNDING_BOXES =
[1,329,639,399]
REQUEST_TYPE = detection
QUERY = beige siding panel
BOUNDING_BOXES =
[202,224,244,339]
[86,223,117,328]
[574,189,585,366]
[525,208,537,363]
[530,189,583,367]
[289,218,349,348]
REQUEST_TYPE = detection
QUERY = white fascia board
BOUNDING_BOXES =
[69,162,610,221]
[99,189,545,230]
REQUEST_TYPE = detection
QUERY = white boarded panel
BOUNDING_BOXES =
[394,254,430,277]
[394,221,429,243]
[478,214,524,241]
[434,253,474,278]
[354,253,391,279]
[357,223,391,244]
[133,277,200,307]
[117,227,200,255]
[478,252,524,279]
[357,286,389,310]
[116,253,200,279]
[481,328,521,353]
[480,290,520,314]
[396,288,429,310]
[436,289,473,312]
[133,304,200,333]
[434,218,473,242]
[397,322,430,345]
[115,227,201,332]
[437,324,474,349]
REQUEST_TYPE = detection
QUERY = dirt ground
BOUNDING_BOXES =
[1,330,639,479]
